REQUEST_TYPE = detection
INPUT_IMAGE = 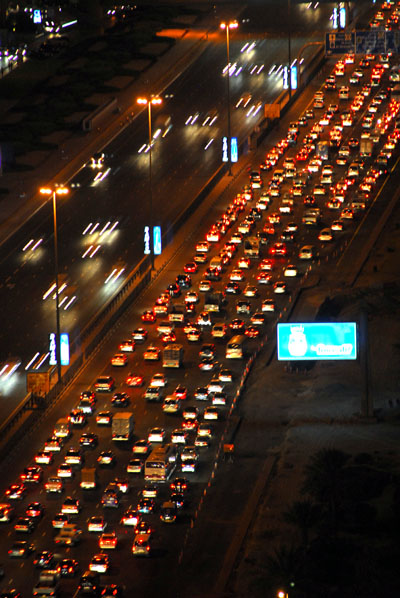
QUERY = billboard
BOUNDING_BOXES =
[277,322,357,361]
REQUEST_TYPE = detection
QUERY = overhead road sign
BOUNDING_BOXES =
[277,322,357,361]
[326,30,400,55]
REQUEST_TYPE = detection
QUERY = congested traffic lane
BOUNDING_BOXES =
[0,4,337,410]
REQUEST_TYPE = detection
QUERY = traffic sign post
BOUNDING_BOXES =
[326,30,400,55]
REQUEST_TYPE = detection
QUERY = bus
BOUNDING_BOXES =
[226,335,247,359]
[144,445,177,482]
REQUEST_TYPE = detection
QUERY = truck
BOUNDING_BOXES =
[80,467,98,490]
[204,291,225,313]
[316,140,329,161]
[163,344,184,368]
[168,303,186,324]
[53,417,70,439]
[54,523,82,546]
[112,412,134,441]
[33,571,60,597]
[360,137,374,157]
[243,236,261,258]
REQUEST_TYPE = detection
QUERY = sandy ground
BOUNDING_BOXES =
[228,187,400,597]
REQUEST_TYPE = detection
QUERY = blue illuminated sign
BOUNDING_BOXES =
[283,66,289,89]
[144,226,150,255]
[153,226,162,256]
[49,333,57,366]
[277,322,357,361]
[333,7,338,29]
[290,66,298,90]
[231,137,238,163]
[33,9,42,24]
[60,333,70,366]
[222,137,228,162]
[339,6,346,29]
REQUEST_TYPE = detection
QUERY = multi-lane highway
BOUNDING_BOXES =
[1,0,399,590]
[0,2,342,410]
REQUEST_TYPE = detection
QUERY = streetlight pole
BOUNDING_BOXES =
[137,96,162,270]
[220,20,238,176]
[40,185,69,383]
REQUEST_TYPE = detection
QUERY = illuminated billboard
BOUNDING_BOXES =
[277,322,357,361]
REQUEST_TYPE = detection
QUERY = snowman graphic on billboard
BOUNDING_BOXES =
[288,325,308,358]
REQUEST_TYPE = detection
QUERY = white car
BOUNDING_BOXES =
[147,428,166,443]
[230,269,244,282]
[150,373,167,388]
[88,517,107,533]
[171,430,188,444]
[318,228,333,242]
[273,281,287,294]
[204,407,219,420]
[261,299,275,312]
[162,397,181,414]
[111,353,128,367]
[284,264,298,277]
[299,245,315,260]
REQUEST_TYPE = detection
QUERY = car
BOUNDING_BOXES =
[57,558,79,577]
[186,326,202,342]
[236,300,251,315]
[14,517,36,534]
[126,373,144,387]
[65,447,84,466]
[99,532,118,550]
[194,387,209,401]
[43,436,62,452]
[176,273,192,287]
[101,585,124,598]
[257,272,272,285]
[80,433,98,448]
[143,346,161,361]
[199,279,212,292]
[132,328,148,342]
[57,463,74,479]
[96,411,113,426]
[141,309,156,323]
[45,477,64,493]
[94,376,115,392]
[4,484,26,500]
[284,264,298,277]
[33,550,54,569]
[132,440,151,455]
[34,451,54,466]
[148,427,166,443]
[183,261,198,274]
[144,386,163,402]
[225,281,241,295]
[97,451,116,467]
[119,339,135,352]
[111,392,130,407]
[20,466,43,484]
[62,497,80,515]
[137,498,155,514]
[171,429,188,444]
[273,281,287,294]
[204,407,220,420]
[244,285,258,297]
[132,533,152,557]
[88,516,107,533]
[163,397,181,414]
[318,228,333,242]
[185,291,199,304]
[78,397,95,415]
[199,357,216,372]
[174,385,187,400]
[229,318,245,332]
[331,220,344,231]
[8,541,34,558]
[211,323,228,338]
[89,553,109,574]
[120,509,140,527]
[52,513,70,529]
[299,245,315,260]
[269,242,287,257]
[0,503,14,523]
[111,353,128,367]
[69,409,87,427]
[245,325,261,338]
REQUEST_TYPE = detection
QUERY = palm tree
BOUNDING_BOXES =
[301,448,350,534]
[283,499,321,546]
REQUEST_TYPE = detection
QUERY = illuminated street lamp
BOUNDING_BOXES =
[220,20,238,175]
[39,185,69,383]
[278,592,288,598]
[137,96,162,270]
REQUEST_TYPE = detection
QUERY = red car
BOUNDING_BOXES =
[245,326,261,338]
[126,373,144,387]
[183,262,198,274]
[142,310,156,323]
[269,242,287,256]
